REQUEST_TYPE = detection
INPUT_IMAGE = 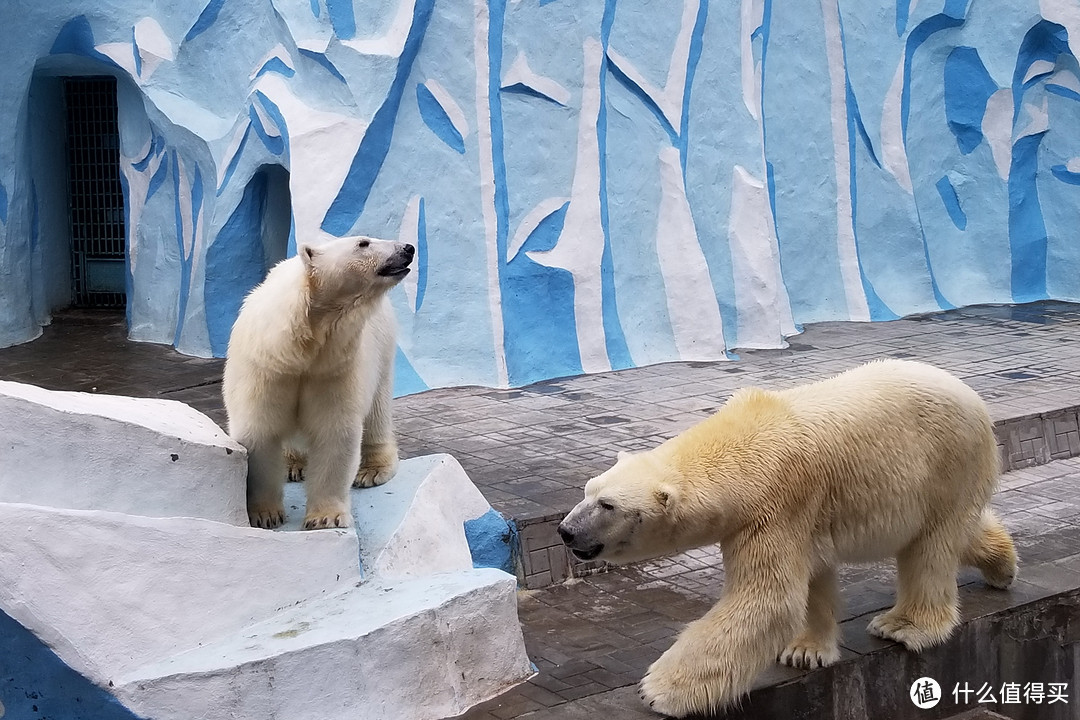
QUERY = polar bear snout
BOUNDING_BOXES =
[376,243,415,279]
[558,512,605,560]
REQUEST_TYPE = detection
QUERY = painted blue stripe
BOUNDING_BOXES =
[191,164,204,241]
[185,0,226,42]
[0,180,7,224]
[500,83,566,106]
[606,57,678,143]
[119,172,134,325]
[943,47,997,155]
[1009,133,1049,303]
[255,56,295,79]
[597,0,632,370]
[217,126,252,196]
[298,49,348,85]
[326,0,356,40]
[1051,165,1080,185]
[935,175,967,230]
[131,26,142,76]
[146,153,170,201]
[248,104,285,156]
[416,83,466,154]
[255,92,291,158]
[49,16,117,66]
[321,0,435,235]
[171,151,191,347]
[895,0,908,36]
[309,0,320,17]
[393,346,429,396]
[902,11,966,144]
[415,197,428,311]
[679,0,708,178]
[1011,22,1069,119]
[1047,84,1080,103]
[132,133,161,172]
[0,609,144,720]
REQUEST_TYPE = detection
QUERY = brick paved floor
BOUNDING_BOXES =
[6,302,1080,525]
[456,458,1080,720]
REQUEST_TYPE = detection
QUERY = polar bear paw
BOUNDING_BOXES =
[249,504,286,529]
[302,507,352,530]
[867,609,955,652]
[638,643,736,718]
[355,451,399,489]
[779,635,841,669]
[285,450,305,482]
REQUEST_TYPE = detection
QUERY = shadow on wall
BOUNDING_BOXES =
[204,164,292,357]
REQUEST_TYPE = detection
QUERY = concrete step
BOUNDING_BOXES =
[0,501,360,684]
[113,568,534,720]
[0,380,247,525]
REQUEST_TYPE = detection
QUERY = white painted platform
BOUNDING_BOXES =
[0,381,248,525]
[114,569,532,720]
[0,382,532,720]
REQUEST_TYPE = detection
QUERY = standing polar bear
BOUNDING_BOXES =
[558,359,1017,718]
[223,235,414,530]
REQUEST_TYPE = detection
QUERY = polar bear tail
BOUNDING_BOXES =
[961,508,1018,589]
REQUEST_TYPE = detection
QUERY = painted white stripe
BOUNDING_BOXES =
[502,52,571,106]
[729,165,797,348]
[982,88,1013,180]
[1023,59,1056,85]
[656,146,726,360]
[1016,96,1050,140]
[249,44,295,81]
[343,0,416,56]
[423,79,470,142]
[135,17,175,61]
[821,0,870,321]
[525,37,610,374]
[399,195,421,312]
[605,0,697,135]
[881,52,913,194]
[507,196,569,263]
[740,0,764,120]
[473,0,509,387]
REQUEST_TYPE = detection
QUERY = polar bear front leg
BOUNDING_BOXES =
[780,566,841,669]
[355,380,399,488]
[301,427,362,529]
[639,534,809,717]
[244,436,288,529]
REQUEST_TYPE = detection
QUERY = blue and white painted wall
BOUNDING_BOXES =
[1,0,1079,394]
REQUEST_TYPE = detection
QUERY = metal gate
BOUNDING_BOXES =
[64,76,126,308]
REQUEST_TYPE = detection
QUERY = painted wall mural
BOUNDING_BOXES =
[1,0,1079,395]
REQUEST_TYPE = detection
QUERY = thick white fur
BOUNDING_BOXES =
[558,359,1018,718]
[222,236,410,530]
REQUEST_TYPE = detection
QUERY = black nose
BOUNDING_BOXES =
[403,244,415,257]
[557,524,574,544]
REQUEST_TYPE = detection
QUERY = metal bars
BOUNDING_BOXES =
[64,76,126,308]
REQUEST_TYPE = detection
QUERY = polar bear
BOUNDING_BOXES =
[222,235,414,530]
[558,359,1017,718]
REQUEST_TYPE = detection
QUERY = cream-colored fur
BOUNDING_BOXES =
[222,235,413,530]
[558,359,1018,718]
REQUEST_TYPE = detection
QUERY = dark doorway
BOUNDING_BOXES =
[63,76,126,308]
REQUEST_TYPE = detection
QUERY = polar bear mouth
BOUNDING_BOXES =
[571,544,603,561]
[377,264,412,279]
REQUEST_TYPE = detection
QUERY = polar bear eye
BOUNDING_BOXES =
[356,239,370,249]
[598,500,616,511]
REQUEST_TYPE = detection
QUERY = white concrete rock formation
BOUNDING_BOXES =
[0,382,532,720]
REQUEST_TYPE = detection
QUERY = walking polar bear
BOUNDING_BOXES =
[558,359,1017,718]
[223,235,414,530]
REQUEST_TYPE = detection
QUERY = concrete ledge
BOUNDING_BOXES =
[0,381,247,525]
[0,502,360,683]
[281,454,493,579]
[114,569,535,720]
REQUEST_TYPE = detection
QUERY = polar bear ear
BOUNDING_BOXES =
[654,486,675,509]
[299,244,319,269]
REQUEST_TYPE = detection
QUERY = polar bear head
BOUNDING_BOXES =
[299,235,414,308]
[558,450,686,565]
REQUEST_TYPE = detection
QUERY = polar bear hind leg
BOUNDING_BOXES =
[867,525,962,651]
[961,508,1018,589]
